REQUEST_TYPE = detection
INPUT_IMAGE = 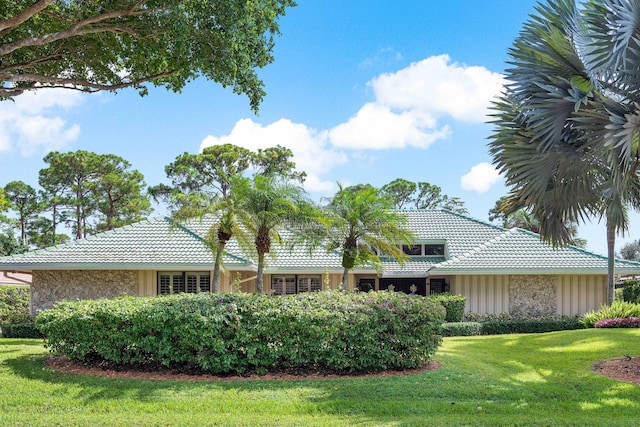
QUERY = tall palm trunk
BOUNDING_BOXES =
[256,252,265,293]
[341,267,349,291]
[606,218,616,305]
[212,245,223,292]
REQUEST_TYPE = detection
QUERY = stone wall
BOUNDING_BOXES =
[509,275,557,317]
[31,270,138,314]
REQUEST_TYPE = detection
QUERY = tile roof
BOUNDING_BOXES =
[1,209,639,276]
[0,217,252,270]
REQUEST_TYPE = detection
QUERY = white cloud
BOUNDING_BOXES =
[461,162,502,194]
[200,118,347,194]
[370,54,504,123]
[202,55,503,194]
[0,89,83,155]
[328,102,450,150]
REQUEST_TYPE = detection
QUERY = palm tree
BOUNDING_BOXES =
[235,174,318,293]
[489,0,640,303]
[322,184,414,290]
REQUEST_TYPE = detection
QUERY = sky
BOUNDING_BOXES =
[0,0,637,257]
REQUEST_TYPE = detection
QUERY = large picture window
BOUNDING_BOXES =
[158,272,211,295]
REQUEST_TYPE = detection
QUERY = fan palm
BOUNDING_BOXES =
[489,0,640,303]
[322,184,414,290]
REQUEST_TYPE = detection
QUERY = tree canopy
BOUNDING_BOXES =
[488,0,640,303]
[380,178,468,214]
[0,0,296,111]
[322,183,413,289]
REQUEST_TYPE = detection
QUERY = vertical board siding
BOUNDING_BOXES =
[455,275,509,314]
[556,275,606,315]
[137,270,156,296]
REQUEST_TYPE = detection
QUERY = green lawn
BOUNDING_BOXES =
[1,329,639,426]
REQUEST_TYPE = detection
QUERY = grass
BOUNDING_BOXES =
[1,329,639,426]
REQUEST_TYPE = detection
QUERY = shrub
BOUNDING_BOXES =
[479,318,585,335]
[429,293,465,322]
[1,322,43,338]
[622,280,640,304]
[0,286,31,325]
[463,312,513,322]
[441,322,481,337]
[594,317,640,328]
[36,291,445,375]
[583,301,640,328]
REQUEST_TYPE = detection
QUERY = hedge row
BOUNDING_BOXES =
[36,291,445,375]
[442,318,585,336]
[1,322,42,338]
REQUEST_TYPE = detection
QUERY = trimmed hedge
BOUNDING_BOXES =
[622,280,640,304]
[429,293,465,322]
[36,291,445,375]
[594,317,640,328]
[442,322,481,337]
[479,318,585,335]
[0,286,31,325]
[1,322,42,338]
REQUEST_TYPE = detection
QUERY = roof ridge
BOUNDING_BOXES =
[164,216,251,264]
[432,228,517,269]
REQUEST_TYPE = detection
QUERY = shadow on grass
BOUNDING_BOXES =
[2,330,640,426]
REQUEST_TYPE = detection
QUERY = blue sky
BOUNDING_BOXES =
[0,0,635,257]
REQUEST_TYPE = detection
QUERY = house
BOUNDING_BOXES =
[1,209,638,316]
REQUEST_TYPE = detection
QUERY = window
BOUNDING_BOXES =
[298,276,322,293]
[271,275,322,295]
[424,244,445,256]
[158,272,211,295]
[271,276,296,295]
[402,244,423,256]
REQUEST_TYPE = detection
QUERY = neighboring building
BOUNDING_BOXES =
[0,271,31,286]
[0,209,638,316]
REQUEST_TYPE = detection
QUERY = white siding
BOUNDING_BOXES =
[453,275,510,314]
[556,275,606,315]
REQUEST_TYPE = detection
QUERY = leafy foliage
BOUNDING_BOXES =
[322,184,413,289]
[1,0,297,111]
[479,319,585,335]
[428,293,465,322]
[622,279,640,303]
[489,0,640,303]
[380,178,468,213]
[619,240,640,261]
[594,317,640,328]
[1,322,42,338]
[0,286,31,325]
[441,322,482,337]
[583,301,640,328]
[36,291,445,375]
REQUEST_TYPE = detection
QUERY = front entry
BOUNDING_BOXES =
[378,278,427,296]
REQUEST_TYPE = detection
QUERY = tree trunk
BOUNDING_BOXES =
[341,267,349,291]
[212,245,223,292]
[606,219,616,305]
[256,252,265,293]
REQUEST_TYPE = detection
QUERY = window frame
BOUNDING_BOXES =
[157,271,211,295]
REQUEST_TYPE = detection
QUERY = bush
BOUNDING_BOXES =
[36,291,445,375]
[0,286,31,325]
[464,312,513,322]
[429,293,465,322]
[594,317,640,328]
[441,322,481,337]
[583,301,640,328]
[622,280,640,303]
[479,318,585,335]
[1,322,43,338]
